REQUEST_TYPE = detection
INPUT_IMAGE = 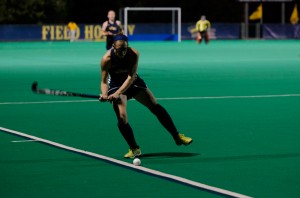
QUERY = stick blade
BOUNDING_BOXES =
[32,81,38,92]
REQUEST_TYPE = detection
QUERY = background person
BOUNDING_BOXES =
[67,21,78,42]
[102,10,123,50]
[195,15,211,44]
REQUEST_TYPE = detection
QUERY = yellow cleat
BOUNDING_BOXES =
[124,148,142,158]
[175,133,193,146]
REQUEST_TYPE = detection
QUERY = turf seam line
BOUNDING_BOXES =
[0,126,252,198]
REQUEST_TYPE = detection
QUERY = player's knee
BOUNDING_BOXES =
[150,104,166,115]
[117,114,127,124]
[117,119,127,127]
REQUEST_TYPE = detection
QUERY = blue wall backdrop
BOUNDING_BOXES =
[0,23,299,41]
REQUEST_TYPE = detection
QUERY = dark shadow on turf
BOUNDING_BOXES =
[140,152,200,159]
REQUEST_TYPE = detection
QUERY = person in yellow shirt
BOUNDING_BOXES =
[195,15,211,44]
[67,21,78,42]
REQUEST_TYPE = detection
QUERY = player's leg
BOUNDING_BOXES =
[68,30,72,42]
[70,30,76,42]
[106,37,113,50]
[200,32,206,43]
[133,88,177,135]
[196,32,201,44]
[204,31,209,44]
[134,88,192,145]
[112,94,140,158]
[106,40,110,50]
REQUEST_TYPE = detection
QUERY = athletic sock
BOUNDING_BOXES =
[117,122,139,149]
[151,104,179,138]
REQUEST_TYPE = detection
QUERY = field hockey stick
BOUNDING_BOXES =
[31,81,99,99]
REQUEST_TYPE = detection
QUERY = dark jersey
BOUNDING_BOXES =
[105,21,120,35]
[109,47,135,86]
[107,48,147,99]
[105,21,121,50]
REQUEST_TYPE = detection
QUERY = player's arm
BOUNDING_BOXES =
[116,20,124,34]
[99,51,110,101]
[206,21,211,34]
[207,21,211,29]
[102,21,113,36]
[108,49,139,101]
[195,21,200,32]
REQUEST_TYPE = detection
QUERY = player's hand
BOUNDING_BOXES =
[108,93,120,102]
[99,94,108,102]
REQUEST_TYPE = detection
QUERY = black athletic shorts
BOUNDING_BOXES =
[107,75,147,100]
[200,31,208,37]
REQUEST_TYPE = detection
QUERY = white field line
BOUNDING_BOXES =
[156,94,300,100]
[1,94,300,105]
[11,139,39,143]
[0,127,252,198]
